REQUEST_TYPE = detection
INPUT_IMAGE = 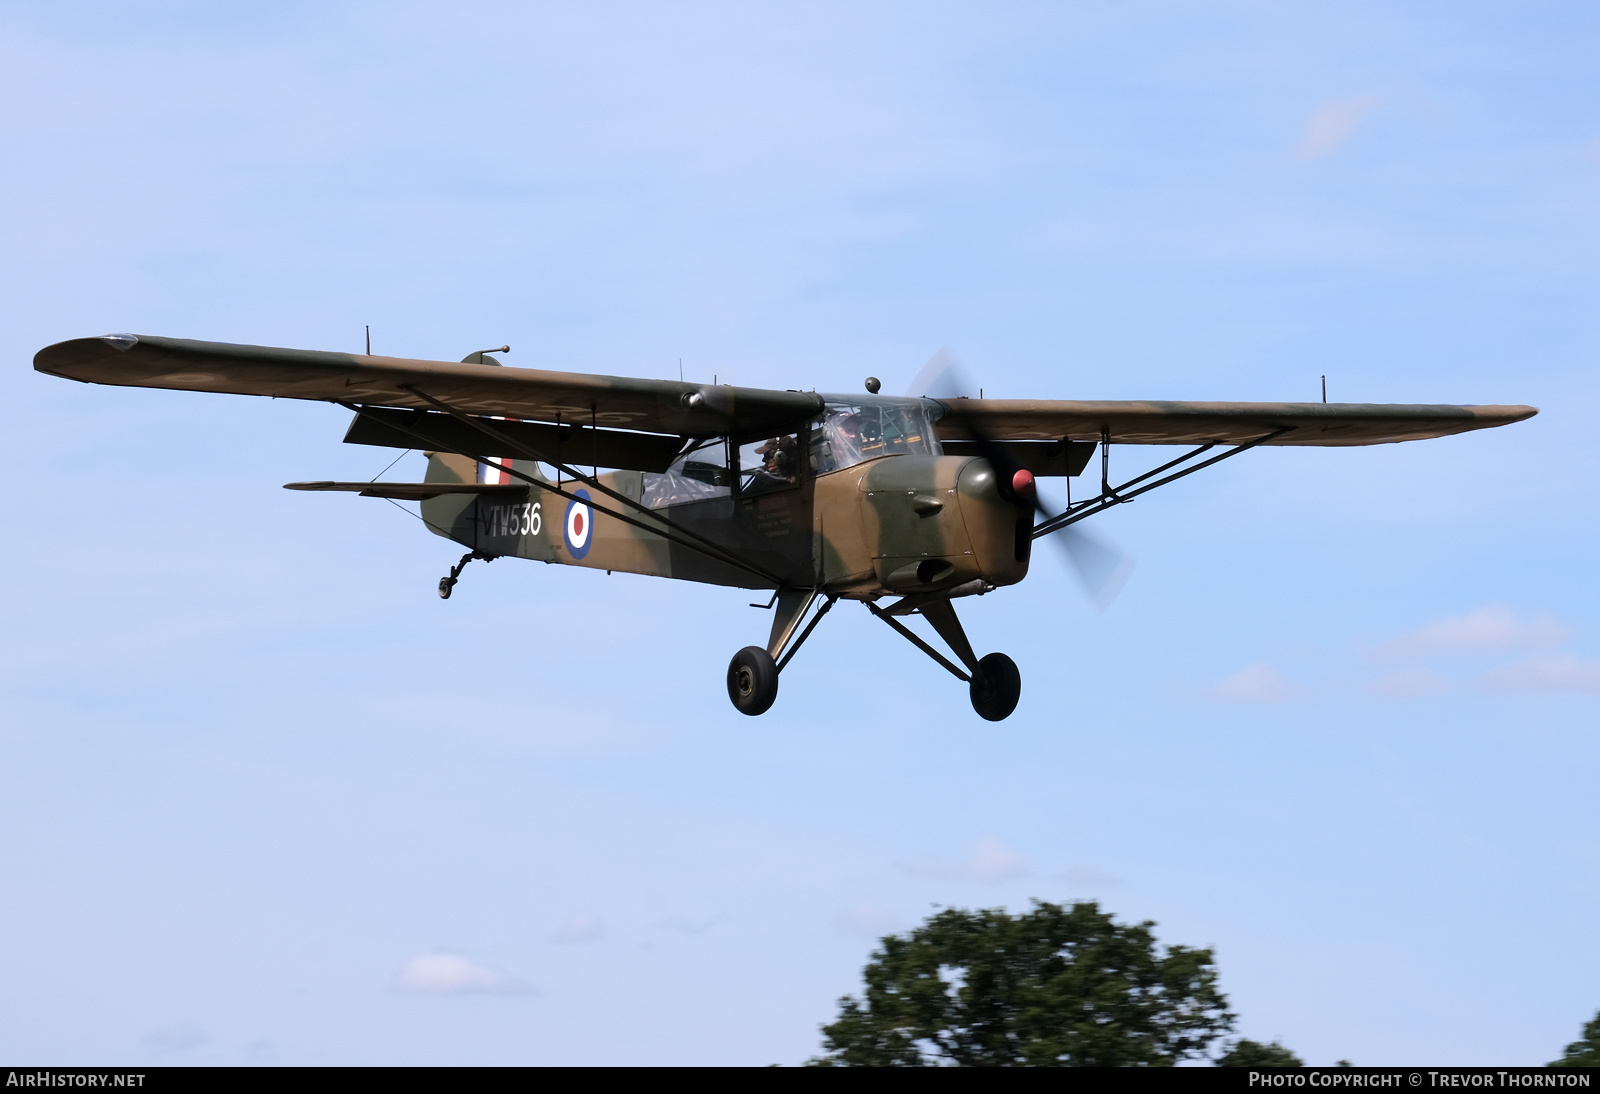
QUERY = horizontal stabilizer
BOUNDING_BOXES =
[283,481,528,500]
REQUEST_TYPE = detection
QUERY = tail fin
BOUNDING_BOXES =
[424,451,548,487]
[474,455,516,485]
[420,451,546,544]
[425,451,477,488]
[420,452,474,542]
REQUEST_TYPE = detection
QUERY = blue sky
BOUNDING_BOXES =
[2,0,1597,1066]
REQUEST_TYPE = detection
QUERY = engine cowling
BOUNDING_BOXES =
[856,455,1033,595]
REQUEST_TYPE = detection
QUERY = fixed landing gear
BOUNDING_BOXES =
[867,596,1023,721]
[437,551,491,599]
[968,652,1022,722]
[727,646,780,715]
[725,588,835,717]
[722,586,1021,720]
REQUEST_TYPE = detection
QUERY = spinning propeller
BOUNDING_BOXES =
[908,348,1135,610]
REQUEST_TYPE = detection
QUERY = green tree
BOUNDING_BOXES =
[1549,1010,1600,1067]
[807,900,1234,1066]
[1217,1039,1303,1066]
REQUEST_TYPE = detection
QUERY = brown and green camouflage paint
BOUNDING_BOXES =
[30,333,1539,604]
[420,448,1035,599]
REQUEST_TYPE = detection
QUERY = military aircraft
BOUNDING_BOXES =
[35,333,1535,721]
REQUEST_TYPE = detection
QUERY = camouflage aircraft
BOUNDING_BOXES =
[35,334,1536,720]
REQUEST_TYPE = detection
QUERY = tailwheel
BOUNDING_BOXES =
[969,652,1021,721]
[727,645,779,716]
[438,551,485,600]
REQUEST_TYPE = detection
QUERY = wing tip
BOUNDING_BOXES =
[1472,404,1539,426]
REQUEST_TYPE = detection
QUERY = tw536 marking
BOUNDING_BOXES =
[482,501,539,538]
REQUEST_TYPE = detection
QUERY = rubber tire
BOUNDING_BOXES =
[727,645,780,716]
[438,578,454,600]
[969,652,1021,721]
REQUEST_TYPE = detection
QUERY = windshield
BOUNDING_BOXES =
[641,397,940,506]
[811,398,938,475]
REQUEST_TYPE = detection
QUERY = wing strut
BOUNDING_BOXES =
[865,601,973,683]
[336,394,788,588]
[389,385,788,586]
[1033,426,1294,540]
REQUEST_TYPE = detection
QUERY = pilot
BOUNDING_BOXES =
[833,412,861,445]
[834,410,860,434]
[750,436,798,490]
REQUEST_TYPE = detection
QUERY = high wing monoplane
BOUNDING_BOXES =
[35,334,1536,720]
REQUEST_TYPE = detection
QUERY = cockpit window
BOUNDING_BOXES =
[738,433,801,495]
[641,398,939,506]
[642,442,730,509]
[811,399,937,475]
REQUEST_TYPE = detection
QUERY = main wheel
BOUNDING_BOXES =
[438,578,455,599]
[969,652,1021,721]
[727,645,780,716]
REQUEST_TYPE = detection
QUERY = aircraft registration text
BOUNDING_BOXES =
[481,501,540,538]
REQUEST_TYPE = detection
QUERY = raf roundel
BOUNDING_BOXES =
[563,488,594,559]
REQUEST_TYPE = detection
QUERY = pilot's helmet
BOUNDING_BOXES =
[755,437,796,475]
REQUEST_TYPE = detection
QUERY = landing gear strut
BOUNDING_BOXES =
[725,587,835,717]
[437,551,491,599]
[867,597,1022,721]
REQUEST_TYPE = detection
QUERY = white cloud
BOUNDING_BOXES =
[903,836,1027,881]
[1365,666,1453,700]
[1372,605,1573,661]
[834,902,901,938]
[969,836,1027,881]
[551,913,605,944]
[392,953,528,995]
[1484,654,1600,695]
[1292,95,1382,161]
[1203,663,1304,703]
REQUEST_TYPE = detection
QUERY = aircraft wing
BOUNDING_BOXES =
[35,334,1536,449]
[34,334,822,439]
[932,398,1537,446]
